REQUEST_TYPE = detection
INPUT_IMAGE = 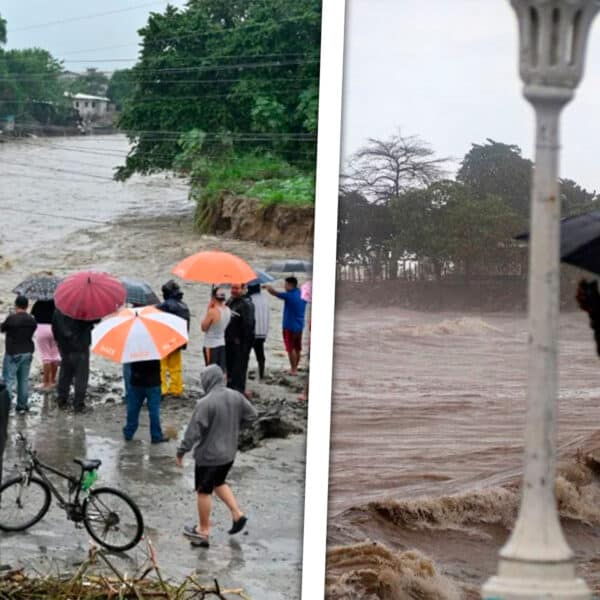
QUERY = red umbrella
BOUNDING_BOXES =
[55,271,126,321]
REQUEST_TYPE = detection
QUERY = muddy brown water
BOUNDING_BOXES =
[327,306,600,598]
[0,135,312,600]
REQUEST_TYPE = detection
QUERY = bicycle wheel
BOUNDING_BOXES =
[0,475,51,531]
[83,487,144,552]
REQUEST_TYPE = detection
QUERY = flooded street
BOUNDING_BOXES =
[0,135,311,599]
[327,306,600,598]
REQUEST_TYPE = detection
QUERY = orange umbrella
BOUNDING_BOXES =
[172,250,256,284]
[91,306,188,363]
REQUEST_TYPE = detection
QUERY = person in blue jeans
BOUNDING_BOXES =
[1,296,37,414]
[123,359,169,444]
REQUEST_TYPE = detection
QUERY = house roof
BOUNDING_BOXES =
[66,93,110,102]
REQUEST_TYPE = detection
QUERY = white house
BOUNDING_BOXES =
[67,93,112,120]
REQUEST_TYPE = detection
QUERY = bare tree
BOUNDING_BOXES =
[342,129,449,204]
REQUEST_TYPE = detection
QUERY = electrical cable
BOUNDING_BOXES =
[10,2,171,32]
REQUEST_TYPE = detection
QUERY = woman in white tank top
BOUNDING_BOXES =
[201,289,231,372]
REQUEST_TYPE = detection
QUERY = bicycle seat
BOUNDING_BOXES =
[73,458,102,471]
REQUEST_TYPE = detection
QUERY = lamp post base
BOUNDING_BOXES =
[482,559,591,600]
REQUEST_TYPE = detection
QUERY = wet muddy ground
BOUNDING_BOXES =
[0,136,312,599]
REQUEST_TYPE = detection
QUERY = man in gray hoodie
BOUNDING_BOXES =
[176,364,257,547]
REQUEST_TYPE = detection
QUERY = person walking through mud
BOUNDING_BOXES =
[1,296,37,414]
[31,299,60,391]
[176,364,257,547]
[201,287,231,373]
[123,358,169,444]
[225,284,255,394]
[247,282,270,380]
[264,277,307,376]
[52,309,95,413]
[157,280,190,398]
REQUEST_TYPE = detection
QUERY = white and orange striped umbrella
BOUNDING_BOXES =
[91,306,188,364]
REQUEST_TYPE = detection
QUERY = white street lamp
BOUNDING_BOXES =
[483,2,599,599]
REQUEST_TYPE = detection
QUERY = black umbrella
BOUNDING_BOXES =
[266,259,312,273]
[516,210,600,276]
[121,277,160,306]
[12,274,62,301]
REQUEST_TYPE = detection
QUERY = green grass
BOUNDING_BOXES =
[197,153,315,206]
[185,151,315,231]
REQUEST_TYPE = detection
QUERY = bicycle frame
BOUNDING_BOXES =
[15,434,91,517]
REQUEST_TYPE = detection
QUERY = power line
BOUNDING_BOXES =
[10,2,171,32]
[61,52,317,64]
[54,14,318,55]
[4,140,317,165]
[0,57,319,81]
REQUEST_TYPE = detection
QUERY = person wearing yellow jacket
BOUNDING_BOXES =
[156,280,190,397]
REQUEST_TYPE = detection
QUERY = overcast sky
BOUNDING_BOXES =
[341,0,600,192]
[2,1,186,70]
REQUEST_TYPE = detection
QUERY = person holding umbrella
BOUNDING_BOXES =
[156,280,190,398]
[52,309,96,413]
[52,271,126,413]
[91,305,188,444]
[201,287,231,373]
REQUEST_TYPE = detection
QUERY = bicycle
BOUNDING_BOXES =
[0,432,144,552]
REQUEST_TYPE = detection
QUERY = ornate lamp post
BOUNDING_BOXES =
[483,2,599,599]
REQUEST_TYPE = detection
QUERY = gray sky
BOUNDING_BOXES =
[2,1,186,71]
[341,0,600,192]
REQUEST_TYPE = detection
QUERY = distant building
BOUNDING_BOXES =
[67,93,113,121]
[59,70,81,83]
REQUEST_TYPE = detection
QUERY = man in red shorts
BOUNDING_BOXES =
[264,277,307,375]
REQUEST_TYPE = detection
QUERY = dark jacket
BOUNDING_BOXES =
[52,310,94,354]
[156,296,190,350]
[1,312,37,355]
[225,295,255,346]
[129,360,161,388]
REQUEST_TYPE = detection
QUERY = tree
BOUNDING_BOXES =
[338,189,394,277]
[560,178,598,216]
[457,139,598,221]
[106,69,135,111]
[68,68,109,96]
[0,13,6,45]
[391,180,521,281]
[0,48,66,120]
[343,129,448,204]
[115,0,321,180]
[457,139,531,220]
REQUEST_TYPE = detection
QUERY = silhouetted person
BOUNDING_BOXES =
[52,309,94,413]
[225,284,255,394]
